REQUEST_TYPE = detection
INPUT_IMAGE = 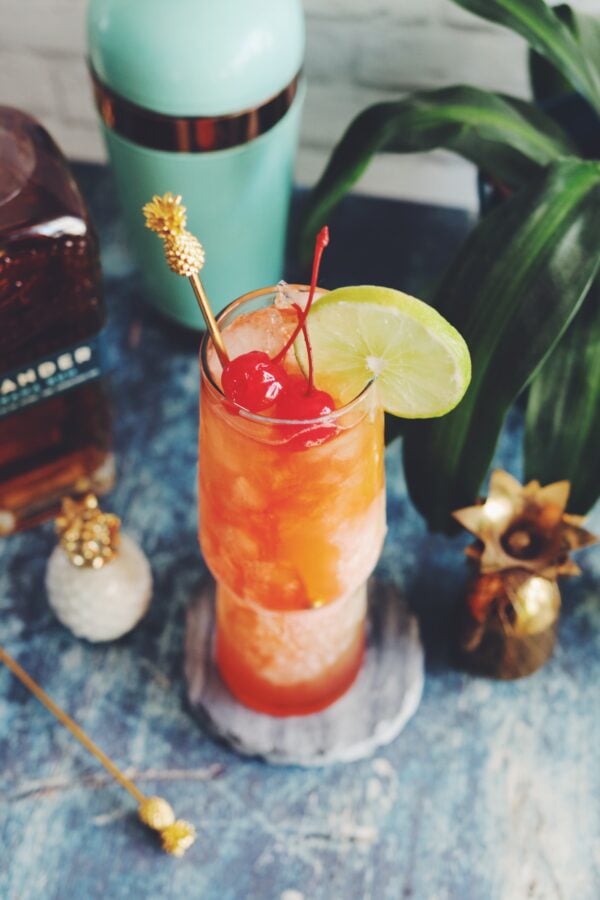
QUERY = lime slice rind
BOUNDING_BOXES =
[295,286,471,419]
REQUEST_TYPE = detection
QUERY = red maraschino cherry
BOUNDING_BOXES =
[221,350,288,411]
[275,376,337,449]
[220,226,330,416]
[275,375,335,420]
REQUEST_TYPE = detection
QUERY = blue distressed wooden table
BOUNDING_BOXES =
[1,166,599,900]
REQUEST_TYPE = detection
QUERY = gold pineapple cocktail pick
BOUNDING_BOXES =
[143,193,228,365]
[452,469,598,678]
[0,645,195,857]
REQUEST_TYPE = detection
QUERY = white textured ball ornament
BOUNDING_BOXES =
[46,533,152,642]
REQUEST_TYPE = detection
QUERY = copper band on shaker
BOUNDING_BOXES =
[90,67,301,152]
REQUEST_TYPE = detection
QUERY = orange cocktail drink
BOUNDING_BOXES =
[199,286,386,716]
[143,195,471,721]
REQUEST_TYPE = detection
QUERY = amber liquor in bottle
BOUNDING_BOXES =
[0,107,113,534]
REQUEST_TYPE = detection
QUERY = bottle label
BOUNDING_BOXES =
[0,335,104,419]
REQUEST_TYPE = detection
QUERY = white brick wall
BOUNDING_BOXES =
[1,0,599,209]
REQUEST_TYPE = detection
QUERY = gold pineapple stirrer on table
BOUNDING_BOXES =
[143,193,229,365]
[0,644,195,857]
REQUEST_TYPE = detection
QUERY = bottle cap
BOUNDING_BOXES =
[88,0,304,117]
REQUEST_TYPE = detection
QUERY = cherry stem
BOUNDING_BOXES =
[300,320,314,394]
[273,225,329,364]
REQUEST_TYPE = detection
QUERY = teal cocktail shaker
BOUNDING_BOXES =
[87,0,305,328]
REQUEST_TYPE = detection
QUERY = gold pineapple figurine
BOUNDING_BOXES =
[453,470,597,678]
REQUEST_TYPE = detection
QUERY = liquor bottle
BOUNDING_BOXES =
[0,107,113,535]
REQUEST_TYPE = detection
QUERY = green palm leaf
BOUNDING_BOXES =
[529,4,580,103]
[454,0,600,113]
[524,281,600,512]
[402,159,600,532]
[298,86,573,261]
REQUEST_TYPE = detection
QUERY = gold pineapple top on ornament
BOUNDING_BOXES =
[47,494,153,642]
[56,493,120,569]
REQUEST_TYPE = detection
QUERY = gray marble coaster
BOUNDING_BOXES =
[184,578,424,766]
